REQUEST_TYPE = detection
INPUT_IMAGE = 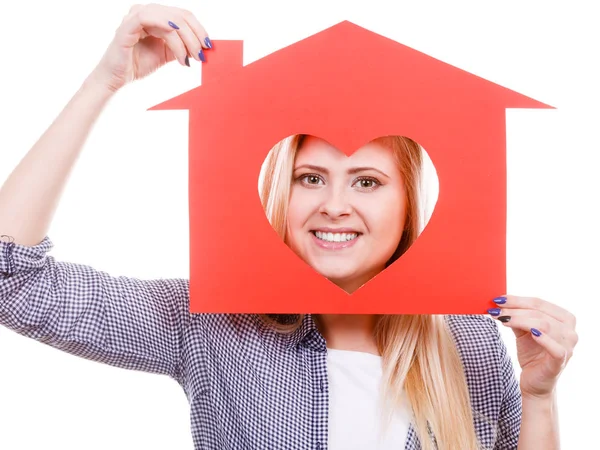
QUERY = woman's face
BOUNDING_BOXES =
[286,136,407,293]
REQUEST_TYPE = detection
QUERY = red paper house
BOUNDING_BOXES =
[150,21,551,314]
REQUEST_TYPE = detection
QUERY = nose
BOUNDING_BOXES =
[319,185,353,218]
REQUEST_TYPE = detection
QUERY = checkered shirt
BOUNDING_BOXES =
[0,236,521,449]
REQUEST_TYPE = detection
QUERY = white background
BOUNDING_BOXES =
[0,0,598,448]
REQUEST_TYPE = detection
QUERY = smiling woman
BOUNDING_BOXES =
[260,134,425,293]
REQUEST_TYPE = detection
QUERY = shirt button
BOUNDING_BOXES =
[316,442,321,450]
[320,378,324,392]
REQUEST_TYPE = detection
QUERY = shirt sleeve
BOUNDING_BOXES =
[0,235,190,381]
[493,321,523,450]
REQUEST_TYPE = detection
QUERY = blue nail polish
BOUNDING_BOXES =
[531,328,542,337]
[487,308,501,316]
[493,296,507,304]
[204,37,212,48]
[168,21,180,30]
[199,50,206,62]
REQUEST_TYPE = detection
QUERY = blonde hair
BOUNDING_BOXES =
[259,135,482,449]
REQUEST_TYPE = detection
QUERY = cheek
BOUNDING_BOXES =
[286,190,312,241]
[363,192,406,243]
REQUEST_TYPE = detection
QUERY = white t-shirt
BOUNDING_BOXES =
[327,348,412,450]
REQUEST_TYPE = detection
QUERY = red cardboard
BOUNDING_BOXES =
[149,21,552,314]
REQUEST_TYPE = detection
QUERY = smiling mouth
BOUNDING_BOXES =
[311,230,360,243]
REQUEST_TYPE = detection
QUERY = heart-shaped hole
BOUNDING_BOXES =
[259,134,438,294]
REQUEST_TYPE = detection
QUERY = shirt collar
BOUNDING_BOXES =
[285,313,327,352]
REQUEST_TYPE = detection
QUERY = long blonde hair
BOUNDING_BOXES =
[258,135,481,449]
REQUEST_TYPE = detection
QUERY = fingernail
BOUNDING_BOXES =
[168,21,180,30]
[531,328,542,337]
[199,50,206,62]
[493,296,507,304]
[498,316,511,323]
[487,308,501,316]
[185,55,190,67]
[204,37,212,48]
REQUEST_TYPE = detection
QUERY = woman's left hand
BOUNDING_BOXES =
[487,295,578,399]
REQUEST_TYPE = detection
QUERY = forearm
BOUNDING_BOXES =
[0,76,115,247]
[517,392,560,449]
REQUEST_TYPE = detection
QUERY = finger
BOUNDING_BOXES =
[491,295,576,328]
[117,6,188,66]
[166,8,204,62]
[491,309,578,349]
[154,20,189,66]
[118,5,176,45]
[180,8,212,51]
[516,324,570,375]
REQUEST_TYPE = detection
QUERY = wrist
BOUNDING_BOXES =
[521,389,557,408]
[519,392,560,450]
[81,71,120,101]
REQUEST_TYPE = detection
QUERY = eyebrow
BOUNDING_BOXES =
[293,164,390,179]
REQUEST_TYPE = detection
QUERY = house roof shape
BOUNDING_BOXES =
[150,20,553,116]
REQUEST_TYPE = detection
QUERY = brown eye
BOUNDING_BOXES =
[300,174,323,186]
[352,177,380,190]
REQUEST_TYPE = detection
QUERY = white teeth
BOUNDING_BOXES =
[314,231,358,242]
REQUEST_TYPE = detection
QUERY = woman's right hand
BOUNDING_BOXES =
[89,3,212,93]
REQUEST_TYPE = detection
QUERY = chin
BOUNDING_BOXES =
[311,262,360,283]
[311,258,389,290]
